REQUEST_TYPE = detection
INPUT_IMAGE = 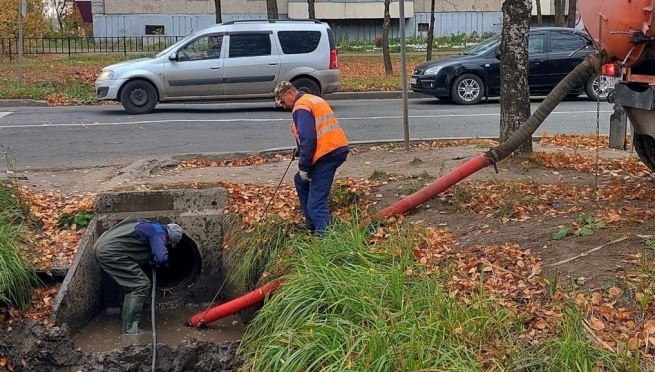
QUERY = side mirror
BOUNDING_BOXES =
[169,53,178,61]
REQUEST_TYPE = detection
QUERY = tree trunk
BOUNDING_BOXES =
[535,0,542,26]
[382,0,393,76]
[267,0,279,19]
[554,0,565,27]
[426,0,436,61]
[214,0,222,23]
[499,0,532,155]
[567,0,577,28]
[308,0,316,19]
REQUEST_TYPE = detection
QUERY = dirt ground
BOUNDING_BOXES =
[11,138,654,294]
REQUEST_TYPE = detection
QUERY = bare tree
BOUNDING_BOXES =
[426,0,436,61]
[535,0,542,26]
[308,0,316,19]
[499,0,533,155]
[567,0,577,28]
[48,0,72,31]
[267,0,279,19]
[214,0,222,23]
[382,0,393,76]
[554,0,565,27]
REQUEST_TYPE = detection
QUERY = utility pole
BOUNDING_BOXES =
[399,0,410,151]
[18,0,26,86]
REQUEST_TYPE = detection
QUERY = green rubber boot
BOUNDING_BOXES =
[121,294,145,335]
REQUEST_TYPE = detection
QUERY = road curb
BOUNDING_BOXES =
[167,136,553,163]
[0,99,48,108]
[329,91,425,100]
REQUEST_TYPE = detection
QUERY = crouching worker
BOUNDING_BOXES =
[93,217,183,335]
[274,81,349,236]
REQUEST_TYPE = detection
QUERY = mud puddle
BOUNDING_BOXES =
[71,305,244,353]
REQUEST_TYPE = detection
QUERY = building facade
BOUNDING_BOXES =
[84,0,580,41]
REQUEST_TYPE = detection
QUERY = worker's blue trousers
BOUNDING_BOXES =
[294,155,346,236]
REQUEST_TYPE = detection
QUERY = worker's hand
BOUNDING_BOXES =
[298,170,311,182]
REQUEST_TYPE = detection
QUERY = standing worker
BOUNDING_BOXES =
[274,81,349,236]
[93,217,183,335]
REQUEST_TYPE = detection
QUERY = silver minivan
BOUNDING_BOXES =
[94,20,340,114]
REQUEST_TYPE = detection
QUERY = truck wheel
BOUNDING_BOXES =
[292,78,321,96]
[586,74,614,102]
[633,133,655,172]
[120,80,158,115]
[451,73,484,105]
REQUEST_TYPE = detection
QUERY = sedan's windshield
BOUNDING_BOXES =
[156,33,197,58]
[461,34,501,55]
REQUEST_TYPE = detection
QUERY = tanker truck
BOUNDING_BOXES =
[579,0,655,171]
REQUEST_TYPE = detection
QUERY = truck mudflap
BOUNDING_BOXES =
[613,82,655,111]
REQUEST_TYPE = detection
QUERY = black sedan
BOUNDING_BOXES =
[410,27,614,104]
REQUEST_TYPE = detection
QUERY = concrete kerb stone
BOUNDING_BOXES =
[0,99,48,108]
[146,136,548,167]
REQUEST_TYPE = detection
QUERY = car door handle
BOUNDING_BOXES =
[533,59,544,64]
[210,65,221,70]
[268,61,279,65]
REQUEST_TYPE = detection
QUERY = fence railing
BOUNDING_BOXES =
[0,36,186,60]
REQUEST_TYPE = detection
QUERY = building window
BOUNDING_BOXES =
[278,31,321,55]
[145,25,165,35]
[418,23,429,32]
[229,34,271,58]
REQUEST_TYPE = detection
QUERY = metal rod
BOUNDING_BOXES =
[399,0,410,151]
[18,1,24,86]
[151,266,157,372]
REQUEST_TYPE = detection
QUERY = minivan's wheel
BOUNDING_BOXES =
[633,133,655,172]
[451,73,484,105]
[292,78,321,96]
[586,74,614,102]
[120,80,158,115]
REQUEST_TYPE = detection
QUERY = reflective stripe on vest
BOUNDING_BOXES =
[291,94,348,164]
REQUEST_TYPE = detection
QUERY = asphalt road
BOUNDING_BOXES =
[0,97,614,170]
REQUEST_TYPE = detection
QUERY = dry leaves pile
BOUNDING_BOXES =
[413,228,561,341]
[438,178,655,226]
[16,186,95,269]
[178,154,291,169]
[530,152,651,178]
[222,178,379,227]
[571,253,655,358]
[539,134,612,149]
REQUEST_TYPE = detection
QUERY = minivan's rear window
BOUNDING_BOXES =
[278,31,322,54]
[229,34,272,58]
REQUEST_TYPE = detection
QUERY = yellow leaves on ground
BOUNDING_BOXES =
[15,186,94,269]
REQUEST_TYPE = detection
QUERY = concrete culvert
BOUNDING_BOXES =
[156,233,202,289]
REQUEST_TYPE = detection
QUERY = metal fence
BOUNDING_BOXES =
[0,36,186,60]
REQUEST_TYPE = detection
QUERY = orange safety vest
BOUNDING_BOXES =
[291,94,348,164]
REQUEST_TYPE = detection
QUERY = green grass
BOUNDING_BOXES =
[221,214,301,296]
[0,182,38,309]
[237,215,639,371]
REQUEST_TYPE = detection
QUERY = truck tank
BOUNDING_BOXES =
[579,0,655,171]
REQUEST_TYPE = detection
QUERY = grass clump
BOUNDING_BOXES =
[0,182,38,309]
[238,216,519,371]
[221,214,300,295]
[237,215,638,371]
